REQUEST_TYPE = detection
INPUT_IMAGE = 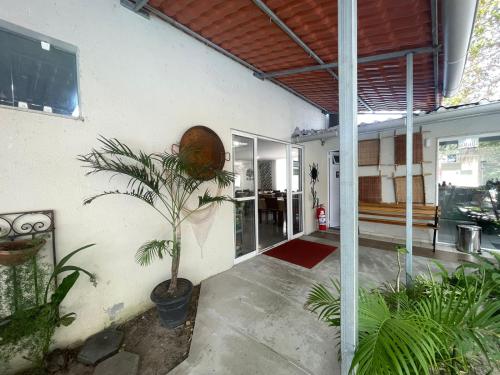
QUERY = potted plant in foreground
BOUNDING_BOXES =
[307,248,500,374]
[79,136,234,328]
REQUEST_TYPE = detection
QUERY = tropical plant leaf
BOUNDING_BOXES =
[198,190,234,208]
[307,251,500,375]
[306,280,341,326]
[135,239,173,266]
[50,271,80,307]
[44,244,96,303]
[353,292,444,375]
[80,136,235,289]
[58,313,77,327]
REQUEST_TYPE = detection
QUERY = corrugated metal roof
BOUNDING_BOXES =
[147,0,441,113]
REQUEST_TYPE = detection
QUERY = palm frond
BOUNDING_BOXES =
[80,137,236,278]
[354,291,445,375]
[212,168,235,188]
[413,272,500,371]
[306,280,341,326]
[83,188,156,207]
[94,135,160,175]
[198,190,234,208]
[79,152,163,195]
[135,240,173,266]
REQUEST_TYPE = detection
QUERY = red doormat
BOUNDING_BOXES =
[264,239,337,269]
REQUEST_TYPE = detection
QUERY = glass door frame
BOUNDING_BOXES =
[290,145,305,239]
[232,130,259,264]
[232,130,305,264]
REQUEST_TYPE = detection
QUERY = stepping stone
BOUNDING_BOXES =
[77,329,124,365]
[93,352,140,375]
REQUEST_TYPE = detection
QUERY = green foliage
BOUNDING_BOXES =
[443,0,500,105]
[306,251,500,374]
[0,257,50,317]
[135,240,174,266]
[79,136,235,293]
[0,244,96,371]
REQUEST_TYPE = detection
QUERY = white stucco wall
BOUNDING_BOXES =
[0,0,324,355]
[303,140,328,234]
[303,109,500,243]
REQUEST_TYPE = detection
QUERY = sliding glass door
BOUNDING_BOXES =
[257,138,288,250]
[233,134,257,259]
[233,131,305,261]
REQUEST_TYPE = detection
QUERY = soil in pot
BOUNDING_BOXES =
[0,238,46,267]
[152,278,192,299]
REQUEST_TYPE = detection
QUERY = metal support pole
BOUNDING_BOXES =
[338,0,358,373]
[406,53,414,284]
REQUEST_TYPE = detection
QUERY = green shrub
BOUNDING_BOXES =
[0,244,96,372]
[307,250,500,374]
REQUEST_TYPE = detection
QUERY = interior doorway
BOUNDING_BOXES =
[233,131,305,262]
[328,151,340,228]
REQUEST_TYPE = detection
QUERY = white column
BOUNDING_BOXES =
[338,0,358,373]
[406,53,414,284]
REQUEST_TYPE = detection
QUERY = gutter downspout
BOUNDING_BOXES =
[442,0,479,97]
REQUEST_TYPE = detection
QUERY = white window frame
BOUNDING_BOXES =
[0,19,83,121]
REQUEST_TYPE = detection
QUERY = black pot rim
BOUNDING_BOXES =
[150,278,193,304]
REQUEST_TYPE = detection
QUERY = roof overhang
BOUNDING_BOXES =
[121,0,477,114]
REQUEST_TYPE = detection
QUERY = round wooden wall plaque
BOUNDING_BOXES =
[179,125,226,181]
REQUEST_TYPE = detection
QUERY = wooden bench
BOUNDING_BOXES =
[358,202,440,251]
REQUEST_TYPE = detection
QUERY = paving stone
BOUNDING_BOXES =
[77,329,124,365]
[93,352,140,375]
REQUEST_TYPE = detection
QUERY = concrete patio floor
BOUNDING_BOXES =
[169,235,461,375]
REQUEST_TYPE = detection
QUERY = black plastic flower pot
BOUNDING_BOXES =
[150,278,193,329]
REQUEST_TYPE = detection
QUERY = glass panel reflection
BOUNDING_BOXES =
[235,200,256,258]
[233,135,255,198]
[257,139,288,249]
[0,28,79,117]
[292,194,303,235]
[292,148,302,192]
[437,135,500,249]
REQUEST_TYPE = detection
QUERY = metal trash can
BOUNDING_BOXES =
[456,224,482,253]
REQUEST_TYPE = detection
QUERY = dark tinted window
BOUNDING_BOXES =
[0,27,79,117]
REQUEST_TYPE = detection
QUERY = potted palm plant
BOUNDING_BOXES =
[78,136,234,328]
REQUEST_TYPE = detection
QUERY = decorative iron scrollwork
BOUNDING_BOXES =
[0,210,54,240]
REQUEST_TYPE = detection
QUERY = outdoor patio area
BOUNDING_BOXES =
[1,0,499,374]
[171,235,461,375]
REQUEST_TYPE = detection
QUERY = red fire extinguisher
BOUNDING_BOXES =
[316,204,327,231]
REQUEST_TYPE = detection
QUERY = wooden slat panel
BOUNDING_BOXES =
[358,139,380,166]
[359,176,382,203]
[359,217,435,228]
[359,211,434,220]
[394,175,425,204]
[394,132,423,165]
[359,202,436,214]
